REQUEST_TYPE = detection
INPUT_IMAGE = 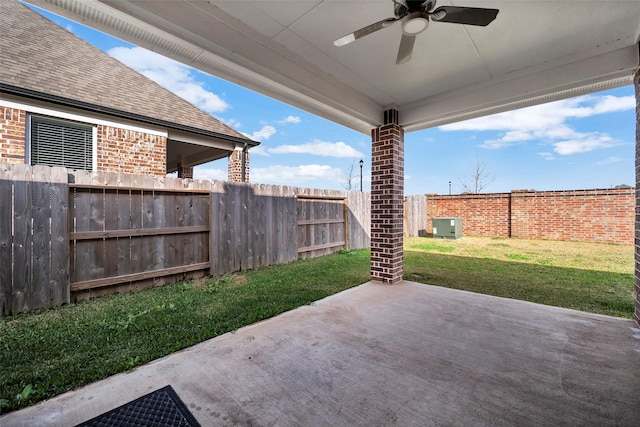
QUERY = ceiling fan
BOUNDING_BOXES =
[333,0,499,64]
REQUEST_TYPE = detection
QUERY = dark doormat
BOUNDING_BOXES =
[76,385,200,427]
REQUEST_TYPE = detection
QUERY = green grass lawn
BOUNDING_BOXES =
[0,237,634,414]
[404,236,634,318]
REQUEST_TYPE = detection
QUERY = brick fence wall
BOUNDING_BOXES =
[427,188,634,244]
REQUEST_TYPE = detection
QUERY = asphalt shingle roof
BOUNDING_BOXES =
[0,0,253,144]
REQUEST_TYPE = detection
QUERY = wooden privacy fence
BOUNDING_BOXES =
[210,182,298,275]
[404,195,427,237]
[0,163,69,316]
[297,194,347,259]
[0,164,371,316]
[69,171,211,301]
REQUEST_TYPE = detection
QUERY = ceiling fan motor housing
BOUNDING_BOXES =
[402,11,429,35]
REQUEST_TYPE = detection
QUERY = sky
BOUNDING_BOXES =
[30,5,637,196]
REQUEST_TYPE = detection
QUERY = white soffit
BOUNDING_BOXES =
[26,0,640,134]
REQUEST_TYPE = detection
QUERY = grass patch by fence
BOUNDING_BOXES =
[0,237,634,414]
[0,249,370,414]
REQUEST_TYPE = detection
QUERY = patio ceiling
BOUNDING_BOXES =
[27,0,640,134]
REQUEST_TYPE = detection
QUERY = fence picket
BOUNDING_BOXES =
[30,165,51,310]
[0,163,13,315]
[12,164,32,314]
[49,166,69,307]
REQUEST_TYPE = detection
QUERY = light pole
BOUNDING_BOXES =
[359,159,363,191]
[449,181,452,195]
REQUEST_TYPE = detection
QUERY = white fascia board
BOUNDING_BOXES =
[0,96,168,137]
[400,45,639,132]
[168,129,236,151]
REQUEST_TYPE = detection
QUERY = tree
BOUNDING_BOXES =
[459,158,494,194]
[344,160,356,191]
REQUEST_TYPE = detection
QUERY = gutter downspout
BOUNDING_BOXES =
[241,142,248,182]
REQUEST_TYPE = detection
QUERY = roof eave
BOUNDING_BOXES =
[0,82,260,147]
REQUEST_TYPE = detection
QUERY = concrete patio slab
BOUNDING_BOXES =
[2,281,639,426]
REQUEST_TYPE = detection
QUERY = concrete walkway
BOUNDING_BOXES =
[2,281,640,426]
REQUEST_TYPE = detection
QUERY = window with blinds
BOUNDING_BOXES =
[29,115,93,171]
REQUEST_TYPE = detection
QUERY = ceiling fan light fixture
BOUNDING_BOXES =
[401,12,429,36]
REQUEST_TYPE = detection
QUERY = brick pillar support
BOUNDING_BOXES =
[228,147,249,183]
[177,164,193,179]
[634,67,640,326]
[370,109,404,284]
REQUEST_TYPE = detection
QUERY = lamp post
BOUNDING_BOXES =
[359,159,364,191]
[449,181,452,195]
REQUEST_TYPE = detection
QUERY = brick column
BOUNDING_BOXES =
[370,109,404,284]
[177,164,193,179]
[634,67,640,326]
[228,147,249,183]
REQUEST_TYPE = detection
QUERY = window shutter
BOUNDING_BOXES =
[30,116,93,171]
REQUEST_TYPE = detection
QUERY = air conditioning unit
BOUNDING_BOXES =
[432,217,462,239]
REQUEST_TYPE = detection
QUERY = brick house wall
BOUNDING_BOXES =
[0,107,166,175]
[427,188,634,244]
[0,107,26,163]
[97,125,165,175]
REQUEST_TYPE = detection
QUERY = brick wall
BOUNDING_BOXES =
[96,125,166,175]
[0,107,26,163]
[428,193,511,238]
[427,188,634,244]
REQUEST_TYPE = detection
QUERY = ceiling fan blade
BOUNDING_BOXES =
[396,34,416,64]
[431,6,499,26]
[334,17,398,46]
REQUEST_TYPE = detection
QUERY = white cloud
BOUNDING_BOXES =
[108,46,229,114]
[269,140,364,158]
[241,115,301,142]
[279,115,301,125]
[193,167,227,181]
[251,164,344,185]
[592,95,635,114]
[553,134,615,155]
[246,125,276,142]
[249,145,270,157]
[597,156,623,165]
[537,152,555,161]
[440,94,634,155]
